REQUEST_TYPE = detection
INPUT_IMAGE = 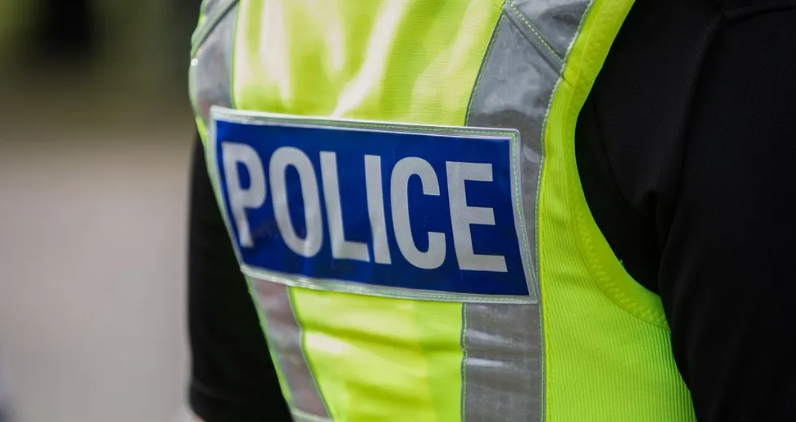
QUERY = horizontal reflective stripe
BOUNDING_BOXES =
[210,107,535,302]
[244,265,533,304]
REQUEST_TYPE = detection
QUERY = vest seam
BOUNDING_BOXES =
[560,0,597,68]
[500,6,563,75]
[569,3,721,327]
[561,0,671,330]
[505,1,564,61]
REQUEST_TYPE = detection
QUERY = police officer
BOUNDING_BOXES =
[187,0,796,421]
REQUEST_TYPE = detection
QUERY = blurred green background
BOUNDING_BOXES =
[0,0,198,90]
[0,2,203,422]
[0,0,200,122]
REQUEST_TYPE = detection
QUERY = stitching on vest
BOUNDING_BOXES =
[459,303,469,421]
[561,0,596,65]
[511,123,536,298]
[505,1,563,61]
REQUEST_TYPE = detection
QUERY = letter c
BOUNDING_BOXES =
[390,157,446,269]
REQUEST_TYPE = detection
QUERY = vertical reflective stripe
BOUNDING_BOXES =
[190,2,237,136]
[467,16,558,270]
[254,280,331,420]
[190,3,333,416]
[461,303,543,421]
[462,16,548,422]
[462,3,590,420]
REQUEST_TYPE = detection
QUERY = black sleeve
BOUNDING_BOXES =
[188,137,293,422]
[577,1,796,421]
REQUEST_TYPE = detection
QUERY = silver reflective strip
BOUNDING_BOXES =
[507,0,590,61]
[462,303,543,422]
[201,0,225,16]
[462,16,548,422]
[189,2,237,130]
[467,16,557,290]
[243,264,532,304]
[292,410,334,422]
[253,279,331,419]
[462,3,589,420]
[191,9,333,416]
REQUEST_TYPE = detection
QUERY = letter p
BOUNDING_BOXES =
[222,142,266,248]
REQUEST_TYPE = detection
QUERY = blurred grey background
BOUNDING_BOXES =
[0,1,201,421]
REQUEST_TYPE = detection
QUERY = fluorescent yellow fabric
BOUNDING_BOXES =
[232,1,503,421]
[233,0,502,123]
[289,289,463,422]
[539,0,695,420]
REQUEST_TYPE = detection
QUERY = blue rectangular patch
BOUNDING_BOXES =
[209,108,532,301]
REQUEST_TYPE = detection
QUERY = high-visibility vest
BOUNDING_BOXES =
[189,0,695,420]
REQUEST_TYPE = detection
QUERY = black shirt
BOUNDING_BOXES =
[188,0,796,420]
